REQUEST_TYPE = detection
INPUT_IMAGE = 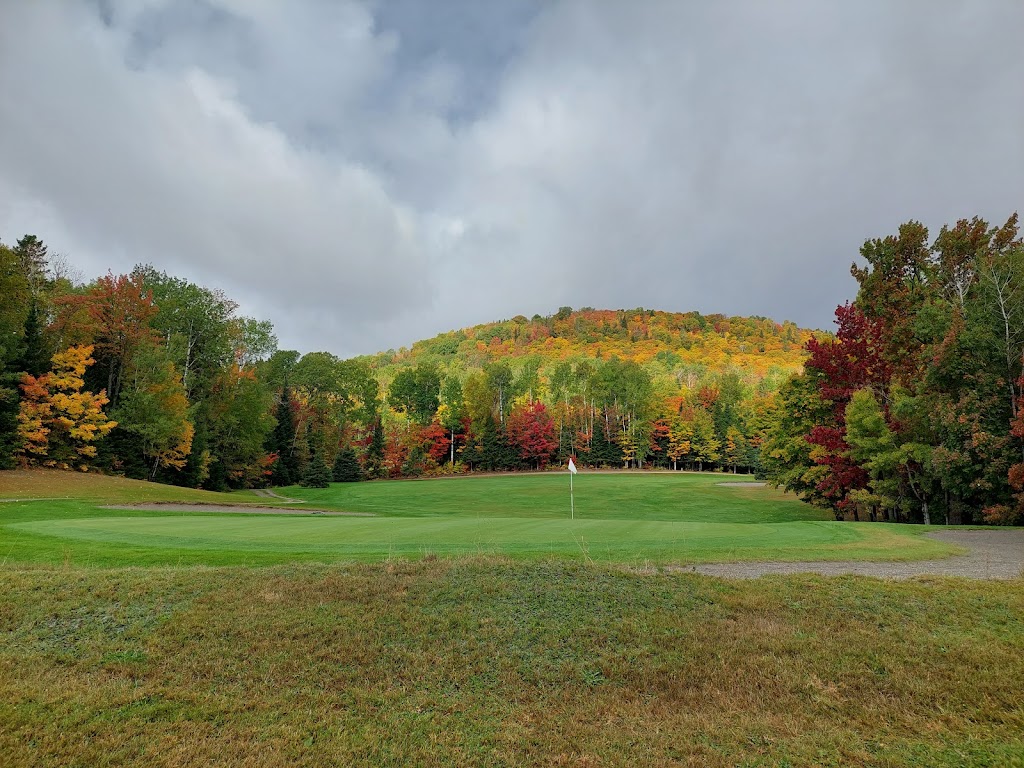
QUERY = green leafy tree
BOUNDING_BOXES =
[134,265,239,400]
[666,411,693,471]
[851,219,934,382]
[761,372,836,507]
[690,409,721,472]
[484,361,515,425]
[389,364,441,425]
[724,425,747,473]
[438,375,464,465]
[201,364,274,490]
[109,345,194,480]
[712,371,746,441]
[845,388,934,523]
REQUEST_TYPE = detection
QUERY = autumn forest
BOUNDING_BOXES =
[2,212,1023,526]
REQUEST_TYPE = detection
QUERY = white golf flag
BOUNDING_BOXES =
[568,458,578,474]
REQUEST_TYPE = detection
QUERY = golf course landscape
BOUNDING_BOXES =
[1,469,958,567]
[3,469,1024,766]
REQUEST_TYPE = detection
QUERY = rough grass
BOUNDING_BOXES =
[0,469,250,504]
[0,470,957,566]
[1,470,1020,765]
[1,560,1022,767]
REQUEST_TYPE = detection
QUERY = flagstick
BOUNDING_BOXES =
[570,469,574,520]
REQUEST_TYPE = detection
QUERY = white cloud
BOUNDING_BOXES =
[0,1,429,353]
[1,0,1022,356]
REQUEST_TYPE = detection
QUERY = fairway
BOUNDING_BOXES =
[0,470,955,566]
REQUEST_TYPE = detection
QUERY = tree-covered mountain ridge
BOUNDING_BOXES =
[369,307,817,381]
[343,307,820,479]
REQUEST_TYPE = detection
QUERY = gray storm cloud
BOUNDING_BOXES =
[1,0,1022,356]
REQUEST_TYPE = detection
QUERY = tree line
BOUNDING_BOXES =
[1,233,811,488]
[760,213,1024,525]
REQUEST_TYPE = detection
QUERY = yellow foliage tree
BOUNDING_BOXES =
[17,345,117,469]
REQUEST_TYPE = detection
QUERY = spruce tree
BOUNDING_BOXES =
[268,385,298,485]
[364,415,385,479]
[301,437,331,488]
[17,300,50,377]
[0,376,20,469]
[479,416,519,470]
[182,417,212,488]
[14,235,49,296]
[332,447,362,482]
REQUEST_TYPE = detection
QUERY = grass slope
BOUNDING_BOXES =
[0,470,955,567]
[2,561,1022,767]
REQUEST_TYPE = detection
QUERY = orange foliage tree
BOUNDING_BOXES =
[17,345,117,469]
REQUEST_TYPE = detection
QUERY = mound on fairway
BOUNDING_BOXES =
[0,470,956,567]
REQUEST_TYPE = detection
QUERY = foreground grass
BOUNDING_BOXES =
[0,471,956,566]
[1,560,1022,767]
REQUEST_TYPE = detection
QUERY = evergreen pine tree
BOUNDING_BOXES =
[364,415,385,479]
[590,422,623,467]
[16,300,49,377]
[0,375,21,469]
[268,385,298,485]
[14,235,49,296]
[205,455,229,492]
[479,416,519,470]
[301,437,331,488]
[332,447,363,482]
[182,416,212,488]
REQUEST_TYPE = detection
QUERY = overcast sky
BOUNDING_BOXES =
[1,1,1022,357]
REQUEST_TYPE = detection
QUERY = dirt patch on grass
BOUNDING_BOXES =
[0,497,69,503]
[103,503,373,517]
[687,529,1024,580]
[249,488,306,503]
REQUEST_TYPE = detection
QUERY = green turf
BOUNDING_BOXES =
[0,472,1016,765]
[2,561,1023,766]
[0,470,957,567]
[267,471,831,522]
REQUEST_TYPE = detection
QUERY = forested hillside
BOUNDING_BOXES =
[363,308,813,476]
[6,214,1023,526]
[0,233,813,487]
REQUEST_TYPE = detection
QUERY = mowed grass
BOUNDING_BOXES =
[0,470,957,566]
[2,560,1023,767]
[270,472,830,522]
[2,471,1021,765]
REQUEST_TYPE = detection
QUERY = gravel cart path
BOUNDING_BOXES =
[690,530,1024,580]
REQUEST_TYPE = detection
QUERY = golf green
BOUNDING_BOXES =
[0,472,955,565]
